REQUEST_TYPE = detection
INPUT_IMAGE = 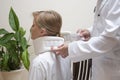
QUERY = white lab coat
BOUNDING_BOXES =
[68,0,120,80]
[29,37,71,80]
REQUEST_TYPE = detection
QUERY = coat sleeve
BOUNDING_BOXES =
[29,62,46,80]
[68,0,120,61]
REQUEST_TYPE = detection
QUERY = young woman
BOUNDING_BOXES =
[29,10,71,80]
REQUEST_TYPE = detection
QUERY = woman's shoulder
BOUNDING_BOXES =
[32,52,56,66]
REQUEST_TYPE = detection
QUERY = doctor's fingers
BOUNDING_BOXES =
[54,45,68,57]
[51,46,63,55]
[61,53,68,58]
[55,49,68,58]
[55,51,68,58]
[60,45,69,58]
[55,47,65,55]
[51,44,63,52]
[84,35,90,41]
[51,44,68,56]
[76,29,83,36]
[77,29,88,37]
[78,30,90,41]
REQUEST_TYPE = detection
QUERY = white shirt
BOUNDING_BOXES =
[29,36,71,80]
[68,0,120,80]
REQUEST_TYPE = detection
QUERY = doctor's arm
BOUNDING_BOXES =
[68,1,120,60]
[52,1,120,60]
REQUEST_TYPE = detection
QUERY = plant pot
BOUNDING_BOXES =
[0,68,27,80]
[0,72,3,80]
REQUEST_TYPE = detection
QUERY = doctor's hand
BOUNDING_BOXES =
[51,44,68,58]
[77,29,91,41]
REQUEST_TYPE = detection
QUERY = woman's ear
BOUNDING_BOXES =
[40,28,47,36]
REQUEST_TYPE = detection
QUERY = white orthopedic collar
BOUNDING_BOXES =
[33,36,64,55]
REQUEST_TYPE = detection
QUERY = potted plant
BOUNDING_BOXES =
[0,7,30,80]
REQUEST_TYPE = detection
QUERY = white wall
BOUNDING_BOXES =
[0,0,97,38]
[0,0,97,79]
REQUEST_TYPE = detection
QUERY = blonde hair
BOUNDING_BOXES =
[33,10,62,37]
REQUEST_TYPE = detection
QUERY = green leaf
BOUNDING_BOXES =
[2,53,10,71]
[14,31,20,42]
[0,29,9,35]
[14,27,26,42]
[0,33,14,45]
[21,49,30,70]
[19,27,26,37]
[9,7,19,31]
[5,40,17,52]
[21,37,27,50]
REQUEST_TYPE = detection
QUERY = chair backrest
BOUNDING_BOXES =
[73,59,92,80]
